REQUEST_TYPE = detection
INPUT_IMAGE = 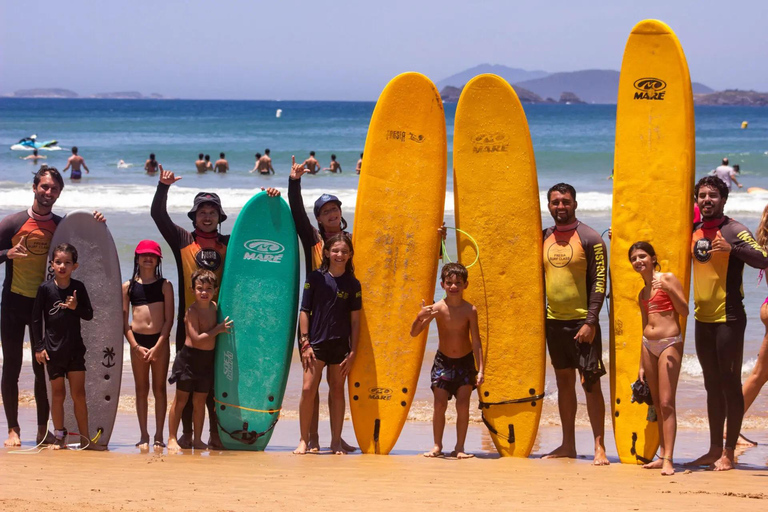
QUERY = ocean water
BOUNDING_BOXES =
[2,98,768,436]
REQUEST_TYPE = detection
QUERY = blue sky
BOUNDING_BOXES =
[1,0,766,100]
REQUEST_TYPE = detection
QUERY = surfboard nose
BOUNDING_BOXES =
[631,19,673,35]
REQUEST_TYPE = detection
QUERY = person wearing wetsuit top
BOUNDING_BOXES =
[0,165,105,447]
[685,176,768,471]
[288,157,357,452]
[151,169,281,449]
[541,183,609,466]
[151,170,229,449]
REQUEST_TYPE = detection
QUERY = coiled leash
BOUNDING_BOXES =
[213,397,281,445]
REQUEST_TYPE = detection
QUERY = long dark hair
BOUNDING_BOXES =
[319,233,354,275]
[128,254,163,298]
[628,241,661,271]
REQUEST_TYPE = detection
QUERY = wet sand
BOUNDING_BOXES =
[3,407,767,511]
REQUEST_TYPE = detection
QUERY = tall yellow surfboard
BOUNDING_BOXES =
[610,19,694,464]
[454,74,545,457]
[349,73,447,454]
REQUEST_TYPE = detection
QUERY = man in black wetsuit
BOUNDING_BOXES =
[0,165,104,447]
[685,176,768,471]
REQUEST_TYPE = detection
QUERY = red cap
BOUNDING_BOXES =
[135,240,162,258]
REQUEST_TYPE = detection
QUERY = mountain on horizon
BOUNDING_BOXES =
[516,69,714,104]
[435,64,548,91]
[436,65,715,104]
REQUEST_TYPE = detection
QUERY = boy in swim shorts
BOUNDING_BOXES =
[167,270,232,453]
[410,262,484,459]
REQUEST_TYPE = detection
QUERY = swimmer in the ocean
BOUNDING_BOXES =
[302,152,321,175]
[62,147,89,180]
[21,150,46,162]
[117,160,133,169]
[145,154,159,174]
[323,154,342,173]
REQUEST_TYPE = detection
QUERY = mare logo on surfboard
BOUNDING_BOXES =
[243,239,285,263]
[633,78,667,101]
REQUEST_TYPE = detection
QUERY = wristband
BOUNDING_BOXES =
[300,343,311,353]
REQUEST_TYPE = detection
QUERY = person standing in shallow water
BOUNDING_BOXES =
[541,182,610,466]
[0,165,105,447]
[629,242,688,475]
[151,169,280,449]
[685,176,768,471]
[288,156,357,453]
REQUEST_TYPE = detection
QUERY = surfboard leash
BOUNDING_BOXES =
[213,397,281,445]
[440,227,480,268]
[215,415,280,446]
[478,393,545,444]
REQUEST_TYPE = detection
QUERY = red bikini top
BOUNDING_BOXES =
[642,289,674,315]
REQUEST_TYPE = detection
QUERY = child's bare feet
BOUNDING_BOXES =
[542,444,577,459]
[84,442,108,451]
[451,450,474,459]
[177,432,192,449]
[5,428,21,447]
[168,437,182,454]
[37,430,56,445]
[423,445,444,458]
[685,446,721,467]
[642,458,664,469]
[207,430,224,450]
[135,435,150,450]
[341,437,358,453]
[293,440,309,455]
[330,442,347,455]
[192,439,208,450]
[661,458,675,476]
[153,438,166,451]
[713,449,735,471]
[308,434,320,453]
[593,445,610,466]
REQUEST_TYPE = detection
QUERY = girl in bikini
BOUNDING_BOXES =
[629,241,688,475]
[122,240,174,450]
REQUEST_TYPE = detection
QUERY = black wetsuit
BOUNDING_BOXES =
[151,182,228,437]
[0,209,62,429]
[31,279,93,380]
[692,216,768,450]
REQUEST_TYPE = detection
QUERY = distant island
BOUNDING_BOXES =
[694,89,768,107]
[440,85,586,104]
[5,88,166,99]
[437,64,767,106]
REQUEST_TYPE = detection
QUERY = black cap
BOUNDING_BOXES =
[314,194,342,218]
[188,192,227,222]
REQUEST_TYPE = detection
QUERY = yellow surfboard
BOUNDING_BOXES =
[610,19,694,464]
[349,72,447,454]
[454,74,545,457]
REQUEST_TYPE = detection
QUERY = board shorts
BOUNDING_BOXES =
[132,331,161,350]
[71,169,82,179]
[168,345,214,393]
[46,346,87,380]
[311,338,349,365]
[430,350,477,399]
[546,318,606,391]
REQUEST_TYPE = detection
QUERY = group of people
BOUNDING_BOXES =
[2,164,768,471]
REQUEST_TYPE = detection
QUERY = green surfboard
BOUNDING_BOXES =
[214,191,299,451]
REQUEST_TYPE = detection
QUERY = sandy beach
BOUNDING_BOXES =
[3,393,768,511]
[2,418,767,511]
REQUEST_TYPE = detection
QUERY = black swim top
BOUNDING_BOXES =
[129,279,166,306]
